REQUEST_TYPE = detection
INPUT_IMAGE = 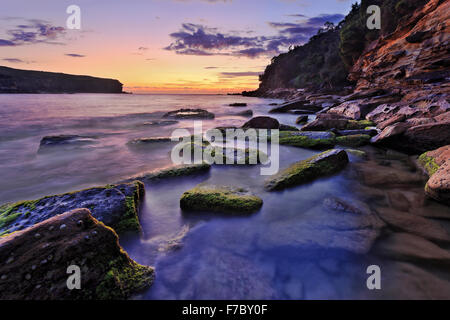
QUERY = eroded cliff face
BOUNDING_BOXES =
[0,66,124,93]
[349,0,450,101]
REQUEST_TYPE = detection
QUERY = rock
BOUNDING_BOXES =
[180,184,263,214]
[119,163,211,184]
[418,145,449,176]
[342,89,387,101]
[355,162,425,187]
[335,134,371,147]
[279,124,299,131]
[336,129,378,137]
[242,116,279,129]
[228,103,247,107]
[269,100,321,113]
[301,118,349,131]
[279,131,335,149]
[287,109,316,115]
[265,149,349,191]
[127,137,172,145]
[38,135,97,152]
[374,233,450,263]
[377,114,406,130]
[405,117,436,126]
[163,108,215,119]
[234,109,253,117]
[258,205,383,255]
[142,120,178,126]
[375,207,450,243]
[345,149,368,158]
[406,30,433,43]
[323,197,372,216]
[426,160,450,205]
[0,209,154,299]
[295,115,309,124]
[0,181,144,235]
[401,121,450,154]
[370,122,411,146]
[328,101,378,120]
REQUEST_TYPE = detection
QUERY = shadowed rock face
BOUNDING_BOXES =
[0,208,154,300]
[0,181,145,236]
[0,66,123,93]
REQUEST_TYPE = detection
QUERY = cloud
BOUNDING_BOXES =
[2,58,35,64]
[0,19,66,46]
[65,53,85,58]
[219,72,261,78]
[204,66,218,69]
[138,46,148,51]
[165,13,344,58]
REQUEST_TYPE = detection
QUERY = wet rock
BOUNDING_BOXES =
[279,131,335,149]
[120,163,211,184]
[336,129,378,137]
[269,100,321,113]
[323,197,372,216]
[258,204,383,255]
[265,149,349,191]
[375,207,450,243]
[163,108,215,119]
[335,134,371,147]
[40,135,97,146]
[279,124,299,131]
[228,103,247,107]
[127,137,172,145]
[355,162,425,187]
[301,118,349,131]
[345,149,368,159]
[370,122,411,146]
[328,100,378,120]
[0,181,145,235]
[387,189,425,211]
[426,159,450,205]
[417,145,449,176]
[142,120,179,126]
[295,115,308,124]
[180,184,263,214]
[234,109,253,117]
[242,116,279,129]
[0,209,154,300]
[374,232,450,263]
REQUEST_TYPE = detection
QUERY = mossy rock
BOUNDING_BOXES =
[335,134,371,147]
[121,163,211,183]
[265,149,349,191]
[0,181,144,236]
[418,152,440,177]
[180,185,263,214]
[346,120,375,130]
[210,147,269,165]
[279,131,336,149]
[345,149,368,159]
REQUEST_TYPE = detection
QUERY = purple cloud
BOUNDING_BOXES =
[65,53,85,58]
[1,19,66,46]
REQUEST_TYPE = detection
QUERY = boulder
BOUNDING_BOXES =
[229,103,247,107]
[0,181,144,236]
[119,163,211,184]
[269,100,322,113]
[374,232,450,263]
[242,116,279,129]
[163,108,215,119]
[426,160,450,205]
[295,115,309,124]
[335,134,371,147]
[375,207,450,243]
[279,124,299,131]
[180,185,263,214]
[0,208,154,299]
[327,100,378,120]
[301,118,349,131]
[265,149,349,191]
[279,131,335,149]
[234,109,253,117]
[354,162,425,187]
[336,129,378,137]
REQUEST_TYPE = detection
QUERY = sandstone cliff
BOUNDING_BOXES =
[0,66,124,93]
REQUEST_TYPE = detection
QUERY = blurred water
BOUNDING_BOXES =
[1,93,449,300]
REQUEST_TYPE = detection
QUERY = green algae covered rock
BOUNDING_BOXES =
[335,134,371,147]
[346,120,375,130]
[279,131,336,149]
[180,184,263,214]
[0,208,154,299]
[265,149,349,191]
[0,181,145,236]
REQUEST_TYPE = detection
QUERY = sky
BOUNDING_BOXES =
[0,0,356,94]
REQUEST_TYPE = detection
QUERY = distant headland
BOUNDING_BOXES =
[0,66,124,93]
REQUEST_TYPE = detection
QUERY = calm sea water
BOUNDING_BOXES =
[0,93,449,299]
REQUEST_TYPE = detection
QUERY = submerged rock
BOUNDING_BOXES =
[279,124,299,131]
[0,181,144,236]
[265,149,349,191]
[374,232,450,263]
[0,208,154,299]
[180,184,263,214]
[228,103,247,107]
[38,135,97,152]
[295,115,309,124]
[127,137,172,145]
[242,116,279,129]
[120,163,211,184]
[163,108,215,119]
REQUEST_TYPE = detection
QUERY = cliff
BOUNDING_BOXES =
[0,66,124,93]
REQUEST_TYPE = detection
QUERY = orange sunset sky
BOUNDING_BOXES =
[0,0,355,93]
